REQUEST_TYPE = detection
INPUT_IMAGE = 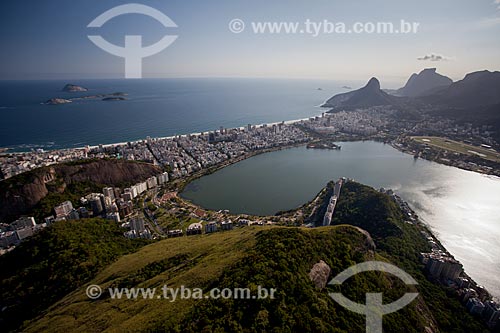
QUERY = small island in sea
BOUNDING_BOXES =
[44,89,128,105]
[102,96,126,101]
[62,84,88,92]
[44,98,72,105]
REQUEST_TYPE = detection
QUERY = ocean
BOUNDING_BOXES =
[0,78,359,152]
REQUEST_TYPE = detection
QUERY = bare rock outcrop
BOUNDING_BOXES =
[309,260,331,289]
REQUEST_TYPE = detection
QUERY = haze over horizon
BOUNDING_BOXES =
[1,0,500,86]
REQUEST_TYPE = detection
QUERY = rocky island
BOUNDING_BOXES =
[102,96,126,101]
[62,84,88,92]
[44,91,128,105]
[44,98,72,105]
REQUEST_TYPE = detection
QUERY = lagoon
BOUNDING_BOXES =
[182,141,500,297]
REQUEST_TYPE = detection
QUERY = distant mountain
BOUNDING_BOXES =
[322,77,399,108]
[393,68,453,97]
[423,70,500,108]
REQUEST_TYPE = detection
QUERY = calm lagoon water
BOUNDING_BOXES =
[182,141,500,297]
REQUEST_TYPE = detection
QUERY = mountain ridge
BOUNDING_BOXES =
[393,68,453,97]
[322,77,401,109]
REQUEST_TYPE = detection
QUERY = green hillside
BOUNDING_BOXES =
[0,219,150,332]
[2,182,488,333]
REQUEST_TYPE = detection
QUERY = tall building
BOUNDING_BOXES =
[208,132,215,143]
[113,187,122,200]
[124,187,137,198]
[130,218,145,233]
[424,252,463,281]
[103,187,115,200]
[89,194,105,216]
[132,182,147,196]
[466,298,485,315]
[205,222,218,233]
[483,301,500,328]
[54,201,73,218]
[118,200,133,218]
[146,176,158,189]
[121,192,134,202]
[157,172,169,185]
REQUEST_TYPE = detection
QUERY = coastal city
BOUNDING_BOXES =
[2,1,500,331]
[1,107,500,329]
[2,106,500,180]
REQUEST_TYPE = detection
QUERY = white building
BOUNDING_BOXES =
[157,172,169,184]
[103,187,115,200]
[124,187,138,198]
[54,201,74,218]
[132,182,148,196]
[146,176,158,189]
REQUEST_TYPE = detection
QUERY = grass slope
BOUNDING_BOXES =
[5,181,489,333]
[0,219,149,332]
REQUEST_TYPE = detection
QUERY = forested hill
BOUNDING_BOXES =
[0,159,161,222]
[5,182,486,333]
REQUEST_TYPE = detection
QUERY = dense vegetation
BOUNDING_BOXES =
[0,218,149,332]
[177,227,428,333]
[331,182,487,332]
[2,181,489,332]
[170,182,486,332]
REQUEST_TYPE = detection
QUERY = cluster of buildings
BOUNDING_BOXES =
[2,105,498,182]
[0,216,47,251]
[165,218,263,239]
[0,121,310,182]
[143,123,309,179]
[379,186,499,329]
[1,121,309,248]
[31,172,171,242]
[420,233,500,328]
[302,109,390,136]
[420,249,463,281]
[0,148,88,180]
[407,115,497,148]
[123,217,151,239]
[460,286,500,329]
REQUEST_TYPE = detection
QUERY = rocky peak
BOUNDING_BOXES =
[365,77,381,90]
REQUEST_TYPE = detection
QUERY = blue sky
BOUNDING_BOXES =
[0,0,499,86]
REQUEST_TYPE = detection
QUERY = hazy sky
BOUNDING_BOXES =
[0,0,499,86]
